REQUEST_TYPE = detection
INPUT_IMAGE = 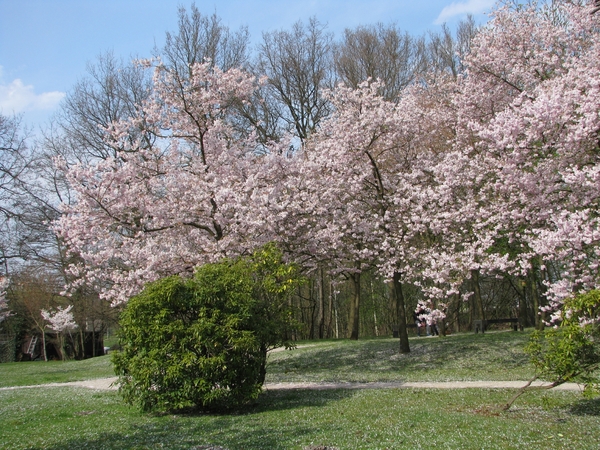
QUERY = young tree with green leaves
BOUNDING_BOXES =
[504,289,600,410]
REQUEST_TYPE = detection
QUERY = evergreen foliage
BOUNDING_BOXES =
[112,244,302,412]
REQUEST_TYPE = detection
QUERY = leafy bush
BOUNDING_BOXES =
[526,290,600,396]
[112,244,302,412]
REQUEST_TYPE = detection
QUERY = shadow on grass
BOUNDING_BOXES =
[267,332,531,381]
[569,397,600,416]
[25,389,354,450]
[27,424,302,450]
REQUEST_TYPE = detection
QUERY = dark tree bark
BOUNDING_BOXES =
[390,272,410,353]
[348,271,361,340]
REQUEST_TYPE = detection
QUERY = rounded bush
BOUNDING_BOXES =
[112,245,300,412]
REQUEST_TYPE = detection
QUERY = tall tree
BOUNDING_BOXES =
[256,17,334,144]
[427,15,476,78]
[414,0,600,329]
[0,114,32,271]
[56,61,266,304]
[334,23,425,101]
[48,52,152,164]
[158,4,250,75]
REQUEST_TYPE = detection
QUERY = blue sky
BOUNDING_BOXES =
[0,0,495,131]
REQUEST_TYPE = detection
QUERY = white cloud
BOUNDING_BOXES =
[0,70,65,115]
[434,0,495,24]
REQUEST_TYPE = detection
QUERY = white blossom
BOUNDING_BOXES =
[41,305,78,332]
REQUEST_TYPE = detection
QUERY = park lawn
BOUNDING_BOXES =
[0,355,114,388]
[0,330,534,389]
[265,330,536,383]
[1,330,599,449]
[1,385,599,449]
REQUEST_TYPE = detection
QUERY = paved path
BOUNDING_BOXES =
[0,377,584,392]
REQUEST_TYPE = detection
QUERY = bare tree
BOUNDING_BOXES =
[256,17,335,144]
[0,114,35,272]
[158,4,250,76]
[427,15,477,78]
[48,52,152,164]
[334,23,426,101]
[154,5,265,145]
[333,17,476,101]
[0,114,78,280]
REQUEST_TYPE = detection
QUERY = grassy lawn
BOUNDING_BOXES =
[1,330,599,449]
[0,355,113,388]
[266,330,535,383]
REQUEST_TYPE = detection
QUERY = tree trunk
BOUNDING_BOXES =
[453,293,461,334]
[471,269,485,322]
[391,272,410,353]
[469,292,474,329]
[92,326,97,357]
[310,279,317,339]
[79,328,85,359]
[326,279,334,338]
[389,275,398,326]
[333,288,339,339]
[259,344,268,385]
[529,270,543,331]
[58,334,65,361]
[41,330,47,362]
[318,268,325,339]
[516,277,530,328]
[348,271,361,340]
[535,257,547,329]
[289,292,297,341]
[436,299,446,336]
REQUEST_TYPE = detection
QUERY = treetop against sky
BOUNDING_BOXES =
[0,0,494,130]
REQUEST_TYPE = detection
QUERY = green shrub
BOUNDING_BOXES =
[526,290,600,396]
[112,244,302,412]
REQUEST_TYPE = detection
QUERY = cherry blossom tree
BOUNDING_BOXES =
[272,81,401,341]
[55,0,600,348]
[384,1,600,335]
[41,305,78,360]
[452,0,600,324]
[262,78,457,348]
[349,0,600,337]
[41,305,77,332]
[56,60,269,305]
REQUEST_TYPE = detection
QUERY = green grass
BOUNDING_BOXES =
[266,330,535,383]
[1,330,599,449]
[1,386,599,449]
[0,355,113,387]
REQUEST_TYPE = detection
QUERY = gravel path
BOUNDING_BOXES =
[0,377,584,392]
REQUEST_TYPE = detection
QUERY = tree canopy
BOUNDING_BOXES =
[2,1,600,359]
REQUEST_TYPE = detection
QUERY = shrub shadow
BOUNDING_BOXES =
[569,397,600,416]
[268,333,532,383]
[26,388,354,450]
